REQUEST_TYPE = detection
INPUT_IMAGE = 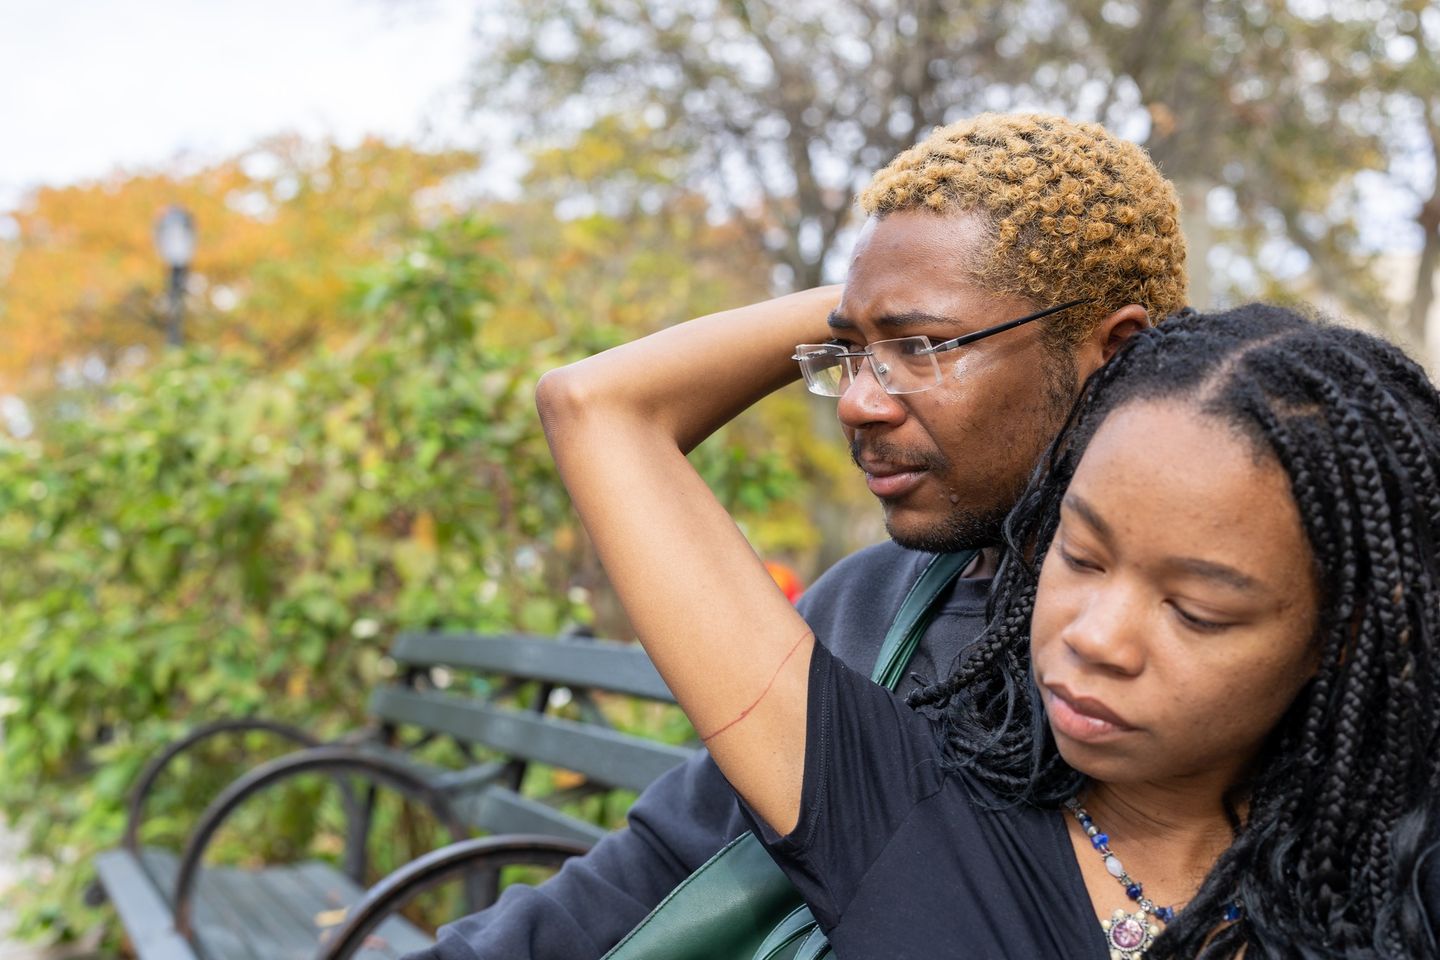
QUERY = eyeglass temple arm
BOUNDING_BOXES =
[926,297,1092,354]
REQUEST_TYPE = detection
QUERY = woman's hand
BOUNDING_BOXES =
[536,287,840,835]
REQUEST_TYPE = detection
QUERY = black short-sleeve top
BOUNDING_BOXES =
[745,641,1114,960]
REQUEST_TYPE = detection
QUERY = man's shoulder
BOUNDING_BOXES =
[797,541,935,668]
[801,540,932,606]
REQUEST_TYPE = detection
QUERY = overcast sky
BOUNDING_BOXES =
[0,0,1426,259]
[0,0,478,213]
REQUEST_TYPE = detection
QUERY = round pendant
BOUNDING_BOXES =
[1101,908,1159,959]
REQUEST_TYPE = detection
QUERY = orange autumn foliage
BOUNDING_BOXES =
[0,135,477,392]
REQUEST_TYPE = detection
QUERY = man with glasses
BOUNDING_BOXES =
[415,112,1188,960]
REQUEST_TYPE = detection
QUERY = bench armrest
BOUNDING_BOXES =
[173,745,470,939]
[122,718,332,855]
[315,835,591,960]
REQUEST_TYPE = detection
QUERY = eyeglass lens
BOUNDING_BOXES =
[796,338,941,397]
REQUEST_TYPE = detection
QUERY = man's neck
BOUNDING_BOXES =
[961,546,1001,578]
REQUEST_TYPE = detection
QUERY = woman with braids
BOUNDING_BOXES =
[537,301,1440,959]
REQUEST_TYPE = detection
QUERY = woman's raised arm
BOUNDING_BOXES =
[536,287,839,835]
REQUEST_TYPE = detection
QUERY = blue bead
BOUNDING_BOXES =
[1091,833,1108,848]
[1224,903,1242,922]
[1156,906,1175,923]
[1126,883,1142,900]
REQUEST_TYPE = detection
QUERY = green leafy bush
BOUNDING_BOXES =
[0,217,796,942]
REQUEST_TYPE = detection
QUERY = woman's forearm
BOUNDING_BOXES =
[535,288,839,835]
[544,285,839,453]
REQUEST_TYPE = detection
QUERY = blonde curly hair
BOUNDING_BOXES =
[859,113,1188,344]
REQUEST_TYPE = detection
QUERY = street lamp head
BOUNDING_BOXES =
[154,205,197,269]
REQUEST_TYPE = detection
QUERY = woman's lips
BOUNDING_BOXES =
[861,461,926,499]
[1043,685,1136,743]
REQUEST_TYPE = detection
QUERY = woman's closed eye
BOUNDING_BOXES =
[1166,600,1238,634]
[1057,537,1243,633]
[1058,543,1104,573]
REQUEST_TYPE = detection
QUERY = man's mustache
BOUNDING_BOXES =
[849,437,951,474]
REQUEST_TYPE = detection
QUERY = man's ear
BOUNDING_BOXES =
[1076,304,1150,378]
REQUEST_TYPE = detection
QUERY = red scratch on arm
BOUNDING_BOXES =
[699,630,811,744]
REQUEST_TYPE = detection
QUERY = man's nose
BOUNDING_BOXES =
[837,358,907,430]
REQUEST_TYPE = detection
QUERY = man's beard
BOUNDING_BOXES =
[849,436,1001,552]
[886,500,1007,553]
[870,343,1080,555]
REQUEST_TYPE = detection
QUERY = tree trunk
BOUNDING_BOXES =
[1407,195,1440,366]
[1177,177,1213,311]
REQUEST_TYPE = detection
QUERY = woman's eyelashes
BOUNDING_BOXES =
[1166,602,1234,634]
[1056,541,1102,573]
[1057,537,1238,634]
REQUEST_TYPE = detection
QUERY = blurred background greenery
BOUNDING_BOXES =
[1,0,1438,951]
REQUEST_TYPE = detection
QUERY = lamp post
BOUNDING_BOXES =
[154,205,196,347]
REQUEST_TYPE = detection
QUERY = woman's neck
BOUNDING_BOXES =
[1082,777,1240,880]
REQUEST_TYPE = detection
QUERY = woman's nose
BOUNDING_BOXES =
[837,358,907,429]
[1059,585,1147,677]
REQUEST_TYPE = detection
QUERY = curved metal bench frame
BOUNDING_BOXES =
[172,746,471,941]
[315,835,591,960]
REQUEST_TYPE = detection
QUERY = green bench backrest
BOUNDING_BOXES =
[366,632,696,845]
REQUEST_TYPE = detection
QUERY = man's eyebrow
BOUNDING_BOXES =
[1063,493,1261,592]
[827,310,968,331]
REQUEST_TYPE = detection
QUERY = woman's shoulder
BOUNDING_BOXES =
[806,641,950,792]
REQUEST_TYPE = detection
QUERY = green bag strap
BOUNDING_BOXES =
[745,549,976,960]
[602,550,977,960]
[792,926,832,960]
[751,905,817,960]
[869,548,976,689]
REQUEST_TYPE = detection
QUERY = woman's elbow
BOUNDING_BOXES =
[535,364,594,441]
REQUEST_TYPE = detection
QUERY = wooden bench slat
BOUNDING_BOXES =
[105,631,688,959]
[94,851,201,960]
[455,786,609,845]
[285,861,437,957]
[264,862,404,960]
[256,864,361,959]
[370,687,693,793]
[200,861,316,960]
[389,632,677,702]
[136,850,265,960]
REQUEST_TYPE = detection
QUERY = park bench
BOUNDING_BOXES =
[92,629,695,960]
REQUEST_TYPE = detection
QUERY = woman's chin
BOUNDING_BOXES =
[1048,724,1152,784]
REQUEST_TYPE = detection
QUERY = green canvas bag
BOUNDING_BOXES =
[601,550,975,960]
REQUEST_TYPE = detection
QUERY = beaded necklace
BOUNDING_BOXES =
[1065,797,1242,960]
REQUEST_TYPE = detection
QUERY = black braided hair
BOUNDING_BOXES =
[907,304,1440,958]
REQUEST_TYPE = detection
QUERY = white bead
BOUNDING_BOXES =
[1105,855,1125,877]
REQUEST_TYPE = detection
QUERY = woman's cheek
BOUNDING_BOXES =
[1029,548,1070,656]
